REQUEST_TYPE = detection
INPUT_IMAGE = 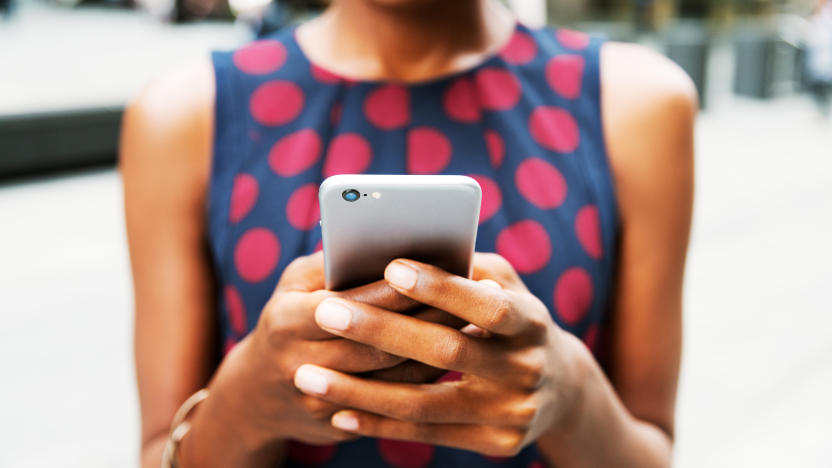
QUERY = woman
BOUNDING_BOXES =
[121,0,696,466]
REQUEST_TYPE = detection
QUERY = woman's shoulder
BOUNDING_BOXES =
[600,42,698,130]
[598,41,697,223]
[120,59,215,209]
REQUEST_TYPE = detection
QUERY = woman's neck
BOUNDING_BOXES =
[297,0,515,82]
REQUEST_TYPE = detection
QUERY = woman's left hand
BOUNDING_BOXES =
[292,253,590,457]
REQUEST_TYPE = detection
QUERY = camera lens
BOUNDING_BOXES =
[342,189,360,202]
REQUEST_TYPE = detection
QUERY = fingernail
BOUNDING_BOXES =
[332,412,359,431]
[316,299,352,331]
[385,261,418,290]
[294,365,329,395]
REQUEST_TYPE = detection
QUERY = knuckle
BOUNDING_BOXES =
[510,397,538,428]
[300,395,337,420]
[492,428,526,457]
[484,293,513,331]
[410,423,436,444]
[261,299,289,345]
[350,344,401,370]
[400,401,429,422]
[285,255,311,274]
[437,332,468,369]
[518,349,546,388]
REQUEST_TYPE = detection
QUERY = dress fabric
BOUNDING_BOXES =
[209,21,618,468]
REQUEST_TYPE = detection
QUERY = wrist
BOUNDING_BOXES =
[180,338,286,467]
[545,332,595,440]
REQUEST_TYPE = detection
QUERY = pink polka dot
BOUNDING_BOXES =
[234,228,280,283]
[546,54,585,99]
[233,40,287,75]
[443,77,480,122]
[229,174,259,223]
[575,205,603,260]
[314,239,323,252]
[223,336,238,356]
[268,129,322,177]
[467,174,501,223]
[474,68,521,111]
[311,63,341,84]
[286,183,320,230]
[500,30,538,65]
[529,461,545,468]
[250,81,304,126]
[323,133,373,177]
[554,267,593,325]
[364,84,410,129]
[515,157,567,209]
[287,441,337,466]
[557,29,591,50]
[484,130,505,168]
[529,106,580,153]
[583,324,600,352]
[437,370,463,383]
[496,220,551,274]
[377,439,435,468]
[224,285,247,335]
[407,127,452,174]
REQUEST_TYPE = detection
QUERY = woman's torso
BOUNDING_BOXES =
[208,21,618,467]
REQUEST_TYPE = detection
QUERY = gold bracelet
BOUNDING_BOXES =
[161,389,210,468]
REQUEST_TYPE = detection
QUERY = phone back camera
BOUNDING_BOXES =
[342,189,360,202]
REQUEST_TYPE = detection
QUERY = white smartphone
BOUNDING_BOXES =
[319,174,482,290]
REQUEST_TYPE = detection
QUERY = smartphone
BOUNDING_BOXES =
[319,174,482,290]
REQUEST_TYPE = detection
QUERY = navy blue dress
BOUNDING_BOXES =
[209,21,618,468]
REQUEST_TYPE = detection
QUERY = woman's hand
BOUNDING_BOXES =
[180,252,460,467]
[292,253,592,457]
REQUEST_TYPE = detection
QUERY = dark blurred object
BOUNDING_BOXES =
[1,0,14,17]
[666,22,710,108]
[0,108,121,179]
[734,28,776,98]
[804,0,832,116]
[256,0,324,37]
[677,0,710,18]
[634,0,655,32]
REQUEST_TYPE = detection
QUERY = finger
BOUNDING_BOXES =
[277,288,466,341]
[339,280,420,314]
[303,340,407,374]
[471,252,528,292]
[459,280,501,337]
[314,298,510,379]
[293,365,485,424]
[411,307,468,331]
[329,410,525,458]
[275,252,326,293]
[478,279,502,289]
[384,259,532,335]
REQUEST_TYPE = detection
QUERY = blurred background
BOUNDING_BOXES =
[1,0,831,466]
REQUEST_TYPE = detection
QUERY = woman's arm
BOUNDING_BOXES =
[120,60,218,468]
[537,42,696,466]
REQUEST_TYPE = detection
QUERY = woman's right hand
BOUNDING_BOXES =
[179,252,430,468]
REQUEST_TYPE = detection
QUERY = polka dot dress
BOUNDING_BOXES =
[210,22,617,468]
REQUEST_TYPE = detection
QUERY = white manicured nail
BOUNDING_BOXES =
[385,262,418,289]
[294,365,329,395]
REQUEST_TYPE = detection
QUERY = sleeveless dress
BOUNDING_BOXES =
[209,21,618,468]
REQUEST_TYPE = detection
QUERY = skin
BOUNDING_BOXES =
[120,0,696,466]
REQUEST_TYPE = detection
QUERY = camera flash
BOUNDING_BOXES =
[371,192,381,199]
